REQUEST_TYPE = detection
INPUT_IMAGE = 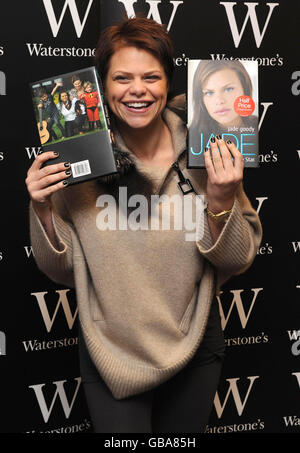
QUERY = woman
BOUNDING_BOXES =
[25,17,262,433]
[69,74,85,100]
[69,74,87,132]
[37,81,65,142]
[56,91,84,137]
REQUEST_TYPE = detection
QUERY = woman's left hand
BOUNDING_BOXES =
[204,135,244,213]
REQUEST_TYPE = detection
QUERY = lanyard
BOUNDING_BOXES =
[172,161,195,195]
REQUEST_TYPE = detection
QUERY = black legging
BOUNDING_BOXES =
[64,116,84,137]
[79,297,225,433]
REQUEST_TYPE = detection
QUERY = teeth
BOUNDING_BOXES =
[125,102,150,108]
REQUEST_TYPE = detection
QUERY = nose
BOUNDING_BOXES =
[129,77,147,97]
[215,91,225,105]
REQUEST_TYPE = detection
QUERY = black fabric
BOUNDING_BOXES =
[78,297,225,433]
[185,294,226,368]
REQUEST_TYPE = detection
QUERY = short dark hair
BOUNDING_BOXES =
[38,88,47,98]
[94,16,174,86]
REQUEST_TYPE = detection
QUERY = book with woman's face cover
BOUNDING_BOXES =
[29,66,117,185]
[187,59,259,168]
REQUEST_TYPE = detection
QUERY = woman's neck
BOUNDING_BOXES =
[116,116,175,167]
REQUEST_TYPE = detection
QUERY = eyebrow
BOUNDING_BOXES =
[202,82,236,91]
[111,70,162,76]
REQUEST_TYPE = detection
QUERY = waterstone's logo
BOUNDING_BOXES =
[117,0,184,31]
[220,2,279,48]
[41,0,184,38]
[25,147,43,159]
[291,242,300,253]
[29,377,81,423]
[22,289,78,353]
[217,288,263,331]
[95,188,206,242]
[205,375,264,434]
[213,375,259,418]
[42,0,94,37]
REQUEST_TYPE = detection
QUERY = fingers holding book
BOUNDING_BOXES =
[204,135,244,213]
[26,151,72,205]
[205,135,244,174]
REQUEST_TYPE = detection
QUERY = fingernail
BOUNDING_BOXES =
[53,151,59,156]
[65,170,71,175]
[226,140,232,144]
[64,162,70,167]
[63,180,69,186]
[216,135,222,140]
[204,147,209,152]
[210,137,215,143]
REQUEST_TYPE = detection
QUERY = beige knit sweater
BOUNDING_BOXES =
[29,107,262,399]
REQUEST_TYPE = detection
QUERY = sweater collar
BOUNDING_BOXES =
[111,107,187,173]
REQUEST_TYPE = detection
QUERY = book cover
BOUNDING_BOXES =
[30,66,117,184]
[187,59,259,168]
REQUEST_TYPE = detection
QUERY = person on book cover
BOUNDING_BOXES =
[189,60,257,152]
[56,91,85,138]
[37,82,65,142]
[83,81,102,130]
[69,73,88,133]
[26,17,262,433]
[69,73,85,101]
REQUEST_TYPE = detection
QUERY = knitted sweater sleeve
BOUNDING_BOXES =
[196,183,262,287]
[29,193,75,288]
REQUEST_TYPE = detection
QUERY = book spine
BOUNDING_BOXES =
[94,67,112,142]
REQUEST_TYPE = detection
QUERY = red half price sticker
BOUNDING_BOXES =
[234,96,255,117]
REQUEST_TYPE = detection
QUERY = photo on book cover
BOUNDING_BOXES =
[30,66,117,184]
[187,59,259,168]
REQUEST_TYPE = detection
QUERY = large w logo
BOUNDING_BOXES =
[117,0,184,31]
[42,0,94,37]
[43,0,184,36]
[29,378,81,423]
[31,289,78,333]
[220,2,279,48]
[214,376,259,418]
[217,288,263,330]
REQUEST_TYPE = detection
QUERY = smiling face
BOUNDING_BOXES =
[202,68,244,127]
[85,83,92,93]
[73,79,82,90]
[60,92,69,103]
[105,46,168,132]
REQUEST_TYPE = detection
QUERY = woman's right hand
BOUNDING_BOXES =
[26,151,72,212]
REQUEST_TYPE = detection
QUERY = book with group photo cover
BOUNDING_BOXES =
[30,66,117,185]
[187,59,259,168]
